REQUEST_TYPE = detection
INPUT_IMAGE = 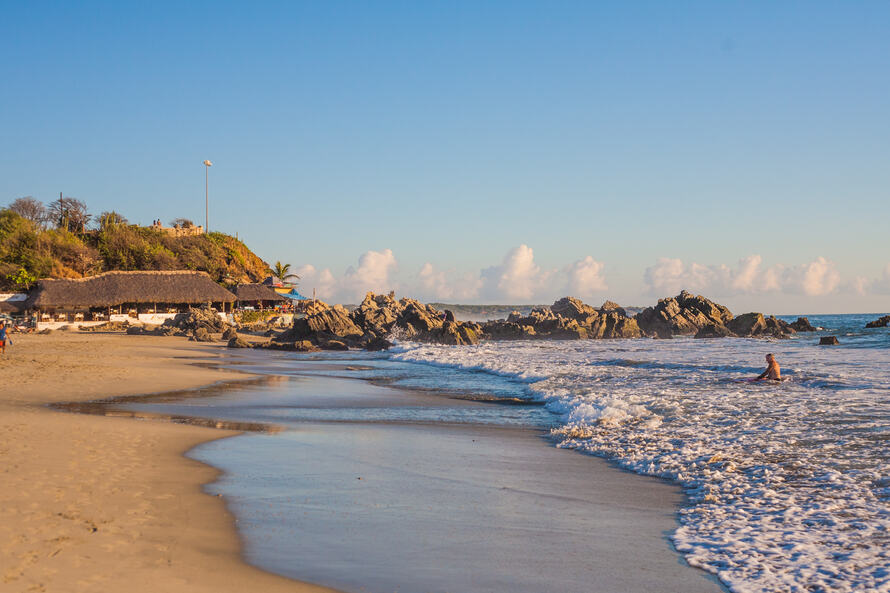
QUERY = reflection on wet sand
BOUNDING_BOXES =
[51,376,288,434]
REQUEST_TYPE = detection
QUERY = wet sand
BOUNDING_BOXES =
[0,333,337,593]
[114,362,724,593]
[2,333,722,593]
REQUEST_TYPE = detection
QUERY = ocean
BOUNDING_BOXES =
[125,314,888,593]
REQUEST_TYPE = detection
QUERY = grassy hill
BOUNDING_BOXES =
[0,209,271,291]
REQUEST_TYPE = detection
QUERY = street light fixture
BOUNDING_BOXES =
[203,160,213,233]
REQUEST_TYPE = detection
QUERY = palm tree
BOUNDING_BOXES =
[272,261,300,284]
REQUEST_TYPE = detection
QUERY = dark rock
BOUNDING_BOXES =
[694,324,735,338]
[126,326,144,335]
[171,307,230,333]
[222,327,238,341]
[318,338,349,351]
[444,310,456,323]
[435,321,480,345]
[599,300,628,317]
[551,297,599,325]
[288,305,363,341]
[727,312,767,336]
[587,312,642,339]
[485,297,640,340]
[363,335,394,351]
[227,337,251,348]
[788,317,817,332]
[262,339,320,352]
[635,291,733,338]
[482,321,537,340]
[865,315,890,329]
[190,327,215,342]
[765,316,793,338]
[819,336,840,345]
[726,313,792,338]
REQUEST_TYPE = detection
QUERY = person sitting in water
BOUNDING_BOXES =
[755,353,781,381]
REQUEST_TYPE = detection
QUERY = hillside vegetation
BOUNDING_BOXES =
[0,208,271,291]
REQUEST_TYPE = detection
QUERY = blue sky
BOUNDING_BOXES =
[2,1,888,312]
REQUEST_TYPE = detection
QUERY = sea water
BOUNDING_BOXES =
[392,315,890,593]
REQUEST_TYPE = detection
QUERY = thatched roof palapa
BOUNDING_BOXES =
[27,271,236,309]
[0,293,28,313]
[233,283,288,302]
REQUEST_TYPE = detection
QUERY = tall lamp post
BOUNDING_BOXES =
[203,160,213,233]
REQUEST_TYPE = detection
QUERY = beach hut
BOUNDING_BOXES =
[232,283,289,310]
[25,270,236,327]
[0,293,28,316]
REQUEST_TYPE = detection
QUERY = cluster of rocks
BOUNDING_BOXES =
[628,290,816,340]
[103,291,839,352]
[267,290,826,351]
[483,297,641,340]
[865,315,890,329]
[270,293,481,352]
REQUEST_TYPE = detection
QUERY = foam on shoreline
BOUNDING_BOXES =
[391,315,890,593]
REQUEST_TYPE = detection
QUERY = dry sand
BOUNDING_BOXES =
[0,332,338,593]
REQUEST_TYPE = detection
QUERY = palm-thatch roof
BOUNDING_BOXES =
[0,293,28,313]
[233,283,288,302]
[26,271,236,309]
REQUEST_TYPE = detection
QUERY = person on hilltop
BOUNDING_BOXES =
[754,353,781,381]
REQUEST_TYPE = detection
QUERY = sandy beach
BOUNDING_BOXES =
[1,332,724,593]
[0,332,337,593]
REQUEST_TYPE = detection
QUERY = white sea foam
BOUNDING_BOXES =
[392,320,890,593]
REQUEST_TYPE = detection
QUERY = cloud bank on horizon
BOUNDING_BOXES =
[292,246,890,308]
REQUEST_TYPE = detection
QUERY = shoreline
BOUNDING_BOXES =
[2,332,723,593]
[0,333,339,593]
[111,348,725,593]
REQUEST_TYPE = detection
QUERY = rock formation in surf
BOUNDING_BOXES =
[865,315,890,328]
[271,290,817,351]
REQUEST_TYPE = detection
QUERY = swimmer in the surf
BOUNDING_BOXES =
[754,353,781,381]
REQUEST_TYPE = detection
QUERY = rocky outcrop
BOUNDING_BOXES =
[222,327,238,341]
[726,313,792,338]
[261,339,320,352]
[170,307,230,333]
[190,327,215,342]
[819,336,840,345]
[274,293,482,351]
[227,336,251,348]
[599,300,628,317]
[726,312,766,336]
[635,291,733,338]
[788,317,817,332]
[484,297,641,340]
[865,315,890,329]
[695,323,735,338]
[287,305,363,342]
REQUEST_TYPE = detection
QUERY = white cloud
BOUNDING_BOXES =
[565,256,608,296]
[416,263,483,302]
[294,249,397,303]
[292,264,337,300]
[295,245,610,304]
[341,248,398,301]
[480,244,551,301]
[786,256,840,296]
[852,263,890,296]
[643,255,842,297]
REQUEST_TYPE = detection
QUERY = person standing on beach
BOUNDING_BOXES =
[0,321,9,356]
[754,353,781,381]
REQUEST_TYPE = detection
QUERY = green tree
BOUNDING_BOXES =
[6,267,37,289]
[98,211,128,230]
[272,261,300,283]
